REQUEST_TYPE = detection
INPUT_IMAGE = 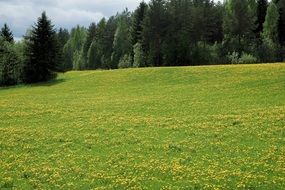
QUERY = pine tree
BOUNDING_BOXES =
[262,2,280,61]
[86,18,106,69]
[255,0,268,38]
[142,0,168,66]
[56,28,70,72]
[82,23,96,69]
[22,12,58,83]
[100,16,117,69]
[274,0,285,60]
[1,23,14,43]
[223,0,256,55]
[162,0,192,66]
[112,9,132,67]
[62,26,86,71]
[131,1,148,46]
[262,2,280,44]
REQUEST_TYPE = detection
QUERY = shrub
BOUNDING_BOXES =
[238,53,257,64]
[227,52,257,64]
[228,51,239,64]
[118,54,132,69]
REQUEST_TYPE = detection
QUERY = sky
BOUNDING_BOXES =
[0,0,150,39]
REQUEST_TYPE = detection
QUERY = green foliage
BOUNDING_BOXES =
[162,0,193,66]
[101,16,117,69]
[56,28,70,72]
[262,2,280,44]
[112,9,132,66]
[118,54,132,69]
[190,42,222,65]
[0,23,14,43]
[73,50,84,70]
[130,1,148,46]
[63,25,86,71]
[22,12,58,83]
[228,51,258,64]
[82,23,96,69]
[142,0,168,66]
[255,0,269,37]
[0,38,21,86]
[228,51,240,64]
[238,52,258,64]
[85,18,110,69]
[133,42,145,67]
[87,41,101,69]
[223,0,256,54]
[262,2,280,62]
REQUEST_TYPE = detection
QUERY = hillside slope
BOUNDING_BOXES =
[0,64,285,189]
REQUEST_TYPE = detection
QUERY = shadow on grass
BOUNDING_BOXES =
[0,78,66,91]
[30,78,66,87]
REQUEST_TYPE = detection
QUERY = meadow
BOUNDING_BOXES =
[0,64,285,189]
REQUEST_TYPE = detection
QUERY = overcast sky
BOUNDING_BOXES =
[0,0,222,39]
[0,0,151,38]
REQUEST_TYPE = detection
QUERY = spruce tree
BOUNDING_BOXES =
[262,2,280,61]
[86,18,106,69]
[101,16,117,69]
[22,12,58,83]
[112,9,132,67]
[274,0,285,60]
[255,0,268,38]
[1,23,14,43]
[223,0,255,55]
[56,28,70,72]
[83,23,96,69]
[131,1,148,46]
[142,0,168,66]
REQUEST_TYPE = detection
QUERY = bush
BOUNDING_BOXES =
[227,52,257,64]
[228,51,239,64]
[118,54,132,69]
[238,53,257,64]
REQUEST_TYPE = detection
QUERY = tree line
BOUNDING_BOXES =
[0,0,284,86]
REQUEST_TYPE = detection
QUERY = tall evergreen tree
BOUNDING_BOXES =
[262,2,280,44]
[56,28,70,72]
[112,9,132,67]
[142,0,168,66]
[163,0,192,66]
[131,1,148,46]
[62,25,86,70]
[255,0,268,38]
[101,16,117,69]
[86,18,106,69]
[223,0,256,55]
[261,1,280,62]
[82,23,96,69]
[274,0,285,60]
[1,23,14,43]
[22,12,58,83]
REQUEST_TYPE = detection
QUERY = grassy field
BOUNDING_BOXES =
[0,64,285,189]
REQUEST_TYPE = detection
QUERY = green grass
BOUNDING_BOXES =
[0,64,285,189]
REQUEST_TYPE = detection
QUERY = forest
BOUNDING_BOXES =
[0,0,284,86]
